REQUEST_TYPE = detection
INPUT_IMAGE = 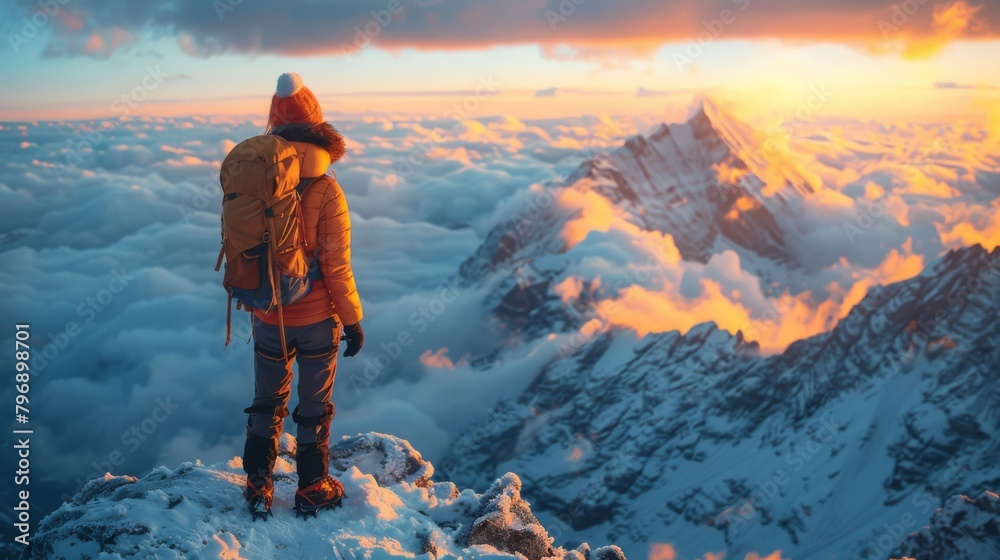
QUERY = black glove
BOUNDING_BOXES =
[342,322,364,358]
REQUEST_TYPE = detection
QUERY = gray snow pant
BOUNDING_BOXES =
[245,315,341,445]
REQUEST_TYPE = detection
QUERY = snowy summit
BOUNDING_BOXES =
[23,433,627,560]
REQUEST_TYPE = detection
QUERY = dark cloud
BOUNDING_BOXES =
[3,0,994,59]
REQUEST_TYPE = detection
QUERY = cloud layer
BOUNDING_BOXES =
[0,110,641,515]
[1,104,996,525]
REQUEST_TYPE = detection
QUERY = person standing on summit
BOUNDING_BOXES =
[239,73,365,518]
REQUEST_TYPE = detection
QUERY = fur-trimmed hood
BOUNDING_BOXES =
[269,122,346,163]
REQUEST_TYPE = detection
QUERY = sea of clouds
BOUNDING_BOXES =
[0,107,997,522]
[0,111,644,516]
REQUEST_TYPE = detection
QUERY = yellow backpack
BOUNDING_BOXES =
[215,135,320,359]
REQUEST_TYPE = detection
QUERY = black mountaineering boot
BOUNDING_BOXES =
[295,441,344,517]
[243,432,278,521]
[295,474,345,517]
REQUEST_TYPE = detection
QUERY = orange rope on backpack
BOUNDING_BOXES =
[263,219,291,362]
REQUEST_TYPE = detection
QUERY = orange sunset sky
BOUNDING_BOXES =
[1,0,998,125]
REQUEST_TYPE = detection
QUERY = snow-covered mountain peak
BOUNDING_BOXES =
[688,98,760,157]
[24,433,628,560]
[456,100,831,349]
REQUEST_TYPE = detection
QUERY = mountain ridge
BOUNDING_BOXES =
[443,243,1000,559]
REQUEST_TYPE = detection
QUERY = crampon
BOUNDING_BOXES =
[294,475,344,518]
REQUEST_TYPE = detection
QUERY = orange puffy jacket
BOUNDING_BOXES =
[252,124,363,327]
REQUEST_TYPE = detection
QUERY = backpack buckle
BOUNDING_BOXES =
[262,231,271,244]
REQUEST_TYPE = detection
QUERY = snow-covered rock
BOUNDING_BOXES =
[331,432,435,488]
[468,473,555,559]
[23,433,626,559]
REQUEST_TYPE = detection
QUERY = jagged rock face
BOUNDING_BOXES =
[24,433,627,559]
[456,102,819,345]
[890,491,1000,560]
[459,101,812,289]
[578,102,807,266]
[443,246,1000,559]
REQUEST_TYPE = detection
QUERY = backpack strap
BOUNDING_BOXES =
[296,176,320,196]
[214,245,225,272]
[215,213,226,272]
[263,213,291,362]
[225,294,233,346]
